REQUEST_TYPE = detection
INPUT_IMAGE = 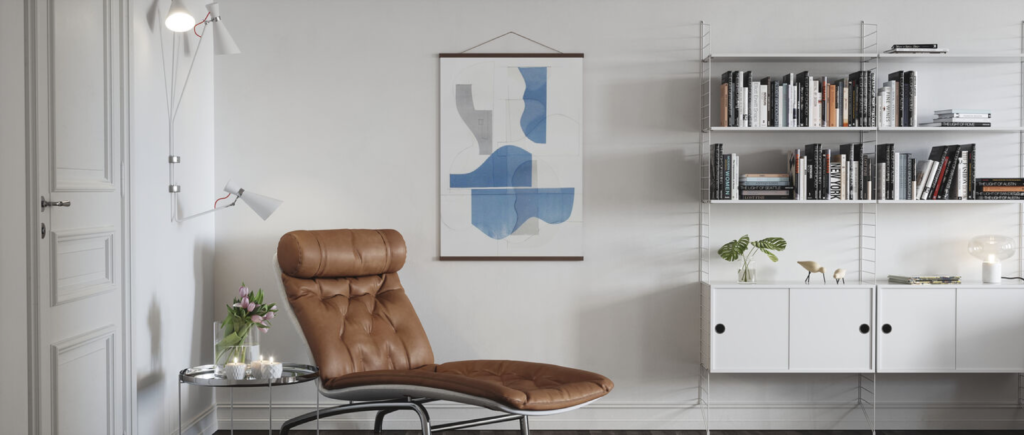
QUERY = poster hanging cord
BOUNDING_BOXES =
[460,31,563,54]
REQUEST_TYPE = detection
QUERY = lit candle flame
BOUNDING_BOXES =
[269,356,274,363]
[233,357,238,364]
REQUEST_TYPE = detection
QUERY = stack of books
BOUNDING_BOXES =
[889,275,962,285]
[789,144,872,200]
[709,144,739,200]
[740,174,793,200]
[923,109,992,127]
[719,70,876,128]
[877,144,976,200]
[883,44,947,55]
[877,71,918,127]
[976,178,1024,200]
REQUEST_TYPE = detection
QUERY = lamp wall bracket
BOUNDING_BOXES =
[169,185,181,193]
[169,156,181,163]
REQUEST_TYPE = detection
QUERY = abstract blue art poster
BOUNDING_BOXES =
[440,54,583,259]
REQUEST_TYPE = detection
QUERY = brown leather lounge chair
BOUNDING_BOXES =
[272,229,613,434]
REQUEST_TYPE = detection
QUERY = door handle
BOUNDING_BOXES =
[41,196,71,211]
[860,324,870,334]
[881,324,892,334]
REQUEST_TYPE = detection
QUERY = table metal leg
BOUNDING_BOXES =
[230,387,234,435]
[315,379,320,435]
[178,381,182,435]
[269,380,273,435]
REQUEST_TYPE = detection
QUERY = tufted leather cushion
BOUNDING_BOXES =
[277,229,614,411]
[278,229,433,380]
[324,360,614,411]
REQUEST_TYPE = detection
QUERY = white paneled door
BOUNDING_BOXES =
[32,0,129,433]
[878,288,957,372]
[711,288,789,371]
[790,287,873,372]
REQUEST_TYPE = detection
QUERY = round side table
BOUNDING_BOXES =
[178,363,320,435]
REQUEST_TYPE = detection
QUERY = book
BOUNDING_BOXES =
[965,144,976,199]
[804,144,821,199]
[732,154,739,200]
[976,178,1024,186]
[922,121,992,127]
[937,145,962,199]
[887,71,904,126]
[904,71,917,127]
[888,275,962,285]
[892,44,939,49]
[796,71,810,127]
[884,48,948,54]
[741,185,794,191]
[740,190,791,195]
[724,154,733,199]
[759,77,769,127]
[740,195,795,200]
[981,186,1024,192]
[829,159,842,200]
[936,113,991,119]
[935,109,991,116]
[956,150,969,200]
[742,173,788,178]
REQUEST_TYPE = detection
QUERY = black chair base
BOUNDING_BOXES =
[280,397,531,435]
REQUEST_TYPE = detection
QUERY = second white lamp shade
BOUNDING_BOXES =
[206,2,240,55]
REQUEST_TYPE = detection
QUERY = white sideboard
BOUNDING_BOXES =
[702,282,1024,374]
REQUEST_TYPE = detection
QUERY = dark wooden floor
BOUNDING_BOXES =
[214,431,1024,434]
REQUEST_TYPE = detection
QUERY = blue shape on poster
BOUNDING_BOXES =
[471,188,574,240]
[450,145,532,188]
[519,67,547,144]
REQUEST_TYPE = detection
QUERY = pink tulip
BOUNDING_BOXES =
[266,312,275,320]
[251,315,264,324]
[239,286,250,298]
[247,302,256,312]
[241,296,249,306]
[259,327,269,333]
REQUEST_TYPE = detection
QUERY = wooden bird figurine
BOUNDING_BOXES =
[798,261,826,284]
[833,268,846,284]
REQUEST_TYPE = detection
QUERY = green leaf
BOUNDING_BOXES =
[717,235,749,262]
[752,237,787,252]
[761,249,779,262]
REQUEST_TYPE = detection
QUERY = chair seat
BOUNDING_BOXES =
[322,360,614,411]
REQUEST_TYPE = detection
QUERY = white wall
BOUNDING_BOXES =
[0,0,29,433]
[212,0,1024,430]
[132,0,218,434]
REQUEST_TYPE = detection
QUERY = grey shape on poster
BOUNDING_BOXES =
[456,84,493,155]
[512,217,540,236]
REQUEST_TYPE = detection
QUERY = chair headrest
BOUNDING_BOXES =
[277,229,406,278]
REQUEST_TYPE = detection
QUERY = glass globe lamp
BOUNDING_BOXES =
[968,235,1017,284]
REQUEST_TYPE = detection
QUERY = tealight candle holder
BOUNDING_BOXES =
[249,355,265,379]
[225,358,247,381]
[260,356,283,380]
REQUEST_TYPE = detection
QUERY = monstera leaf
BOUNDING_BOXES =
[718,235,750,262]
[752,237,787,262]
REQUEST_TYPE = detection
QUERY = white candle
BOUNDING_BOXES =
[249,355,265,378]
[260,356,283,380]
[225,357,247,381]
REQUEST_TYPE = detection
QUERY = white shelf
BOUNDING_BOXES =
[707,126,875,133]
[705,53,875,63]
[709,200,874,204]
[880,53,1024,63]
[879,127,1022,132]
[878,200,1024,204]
[705,280,874,288]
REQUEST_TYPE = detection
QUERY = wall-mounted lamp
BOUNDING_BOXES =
[164,2,278,221]
[177,180,282,221]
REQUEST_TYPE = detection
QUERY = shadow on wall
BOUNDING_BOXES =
[137,297,164,391]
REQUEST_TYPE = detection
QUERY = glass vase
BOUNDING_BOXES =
[737,259,756,284]
[213,321,260,376]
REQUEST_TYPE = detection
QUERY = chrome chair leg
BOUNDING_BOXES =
[519,415,530,435]
[374,409,397,433]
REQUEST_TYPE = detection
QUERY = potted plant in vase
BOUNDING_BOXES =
[718,235,787,284]
[214,283,279,371]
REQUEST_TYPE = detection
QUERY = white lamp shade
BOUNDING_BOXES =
[222,180,282,220]
[206,2,240,55]
[240,191,282,221]
[165,0,196,32]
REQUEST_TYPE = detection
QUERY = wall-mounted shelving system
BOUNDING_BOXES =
[696,20,1024,435]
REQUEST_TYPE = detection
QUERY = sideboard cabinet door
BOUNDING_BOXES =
[878,287,956,372]
[712,288,789,371]
[790,287,873,372]
[956,288,1024,371]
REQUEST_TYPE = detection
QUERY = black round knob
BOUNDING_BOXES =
[715,324,726,334]
[860,324,870,334]
[882,324,892,334]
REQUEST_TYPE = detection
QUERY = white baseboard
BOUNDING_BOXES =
[212,400,1024,431]
[174,404,218,435]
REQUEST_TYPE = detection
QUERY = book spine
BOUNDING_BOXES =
[907,71,917,127]
[732,154,739,200]
[957,151,968,199]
